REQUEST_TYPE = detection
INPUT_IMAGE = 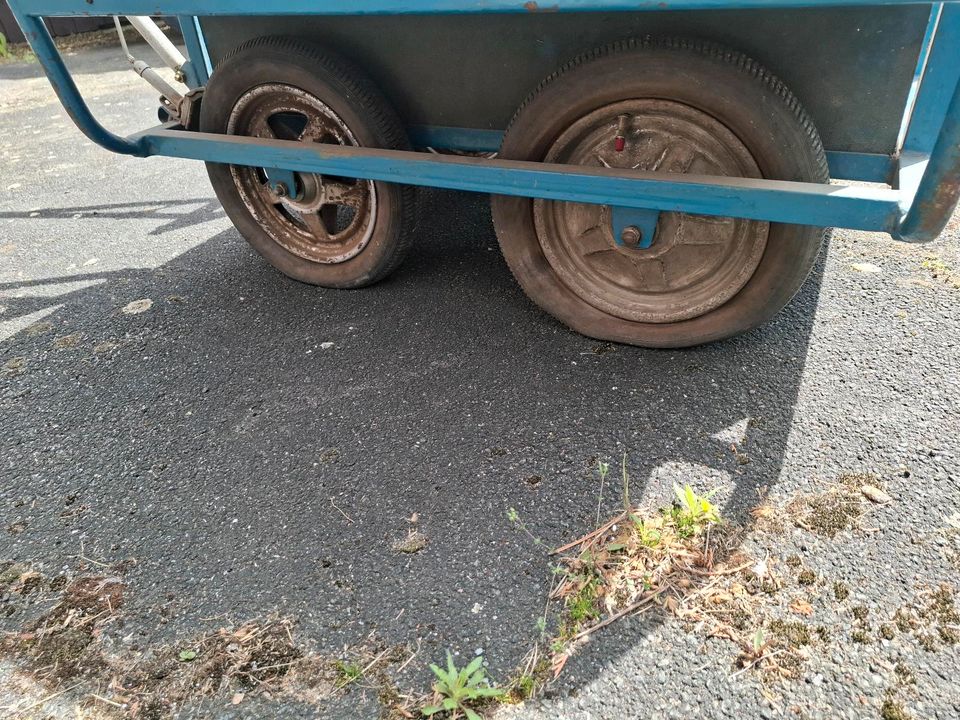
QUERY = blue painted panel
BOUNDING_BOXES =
[408,125,502,152]
[9,0,954,17]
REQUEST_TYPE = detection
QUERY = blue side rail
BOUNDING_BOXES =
[6,0,960,242]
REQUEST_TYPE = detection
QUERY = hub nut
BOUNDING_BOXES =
[620,225,642,247]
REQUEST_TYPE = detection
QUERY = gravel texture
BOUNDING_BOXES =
[1,44,959,720]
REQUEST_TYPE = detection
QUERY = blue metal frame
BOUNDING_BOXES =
[176,15,211,87]
[8,0,953,15]
[902,3,960,156]
[6,0,960,243]
[130,126,903,230]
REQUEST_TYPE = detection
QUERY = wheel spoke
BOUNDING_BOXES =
[300,115,345,144]
[249,114,277,140]
[578,223,612,257]
[651,142,698,174]
[300,211,334,243]
[299,115,325,142]
[323,180,366,209]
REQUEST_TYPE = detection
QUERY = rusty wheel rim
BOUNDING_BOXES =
[227,84,376,265]
[533,99,769,324]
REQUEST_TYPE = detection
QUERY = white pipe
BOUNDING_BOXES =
[126,16,187,75]
[114,17,183,106]
[132,60,183,105]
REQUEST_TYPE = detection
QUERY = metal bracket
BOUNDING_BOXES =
[611,206,660,249]
[265,168,301,200]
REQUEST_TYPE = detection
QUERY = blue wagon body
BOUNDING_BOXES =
[6,0,960,346]
[7,0,960,241]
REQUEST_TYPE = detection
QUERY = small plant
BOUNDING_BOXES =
[423,652,504,720]
[621,454,631,512]
[737,628,770,667]
[534,616,547,636]
[670,483,720,536]
[880,698,914,720]
[567,580,600,625]
[921,255,959,287]
[511,673,536,700]
[0,33,9,59]
[595,460,609,524]
[633,517,663,548]
[334,659,363,687]
[507,508,546,549]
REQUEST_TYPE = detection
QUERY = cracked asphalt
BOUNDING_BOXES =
[2,43,959,720]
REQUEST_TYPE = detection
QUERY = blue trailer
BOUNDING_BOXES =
[7,0,960,346]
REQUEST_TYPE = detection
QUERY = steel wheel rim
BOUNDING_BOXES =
[533,99,769,324]
[227,83,377,265]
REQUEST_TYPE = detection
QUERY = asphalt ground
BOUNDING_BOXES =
[1,43,959,720]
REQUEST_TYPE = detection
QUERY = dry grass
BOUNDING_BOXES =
[540,489,796,677]
[0,566,389,718]
[788,475,871,537]
[5,574,124,684]
[524,476,862,684]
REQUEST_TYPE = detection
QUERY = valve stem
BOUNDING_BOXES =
[614,114,630,152]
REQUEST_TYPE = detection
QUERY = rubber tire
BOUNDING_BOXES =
[491,38,830,348]
[201,36,416,288]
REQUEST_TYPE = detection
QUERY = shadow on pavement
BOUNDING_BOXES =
[0,198,224,239]
[0,189,824,712]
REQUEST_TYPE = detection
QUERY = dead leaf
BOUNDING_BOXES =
[861,485,892,505]
[121,299,153,315]
[392,530,428,554]
[790,598,814,616]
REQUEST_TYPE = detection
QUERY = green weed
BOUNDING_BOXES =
[669,483,720,537]
[422,652,504,720]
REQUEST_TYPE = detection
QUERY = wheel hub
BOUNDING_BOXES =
[533,99,769,324]
[227,83,377,264]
